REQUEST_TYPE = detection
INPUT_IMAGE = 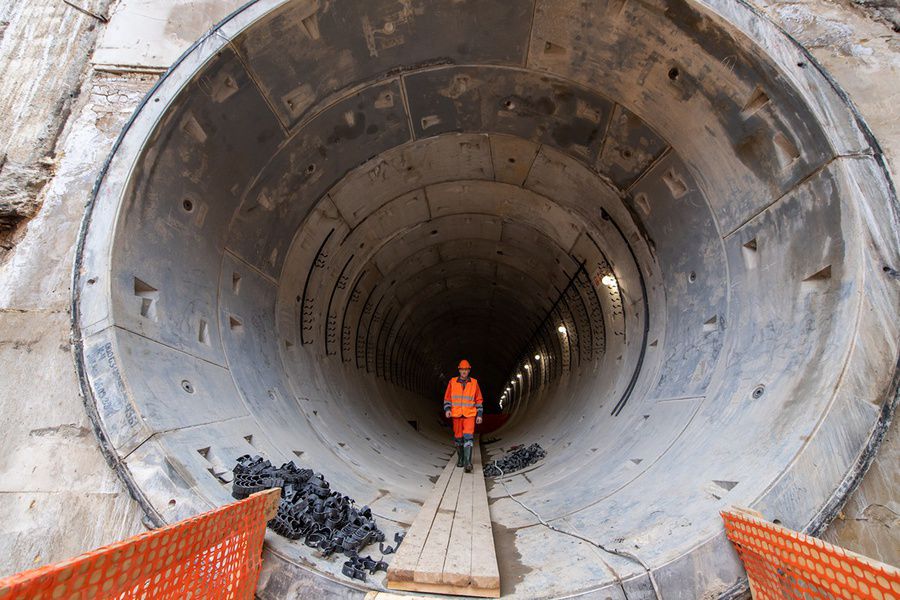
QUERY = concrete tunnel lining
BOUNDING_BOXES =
[71,0,899,597]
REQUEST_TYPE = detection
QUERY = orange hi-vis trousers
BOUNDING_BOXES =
[453,416,476,446]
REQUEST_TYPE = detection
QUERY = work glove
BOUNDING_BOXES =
[445,410,451,418]
[476,416,483,424]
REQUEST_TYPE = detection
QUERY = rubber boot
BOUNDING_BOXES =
[456,443,465,467]
[463,445,473,473]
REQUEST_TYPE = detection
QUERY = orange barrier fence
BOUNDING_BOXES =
[0,488,280,600]
[722,508,899,599]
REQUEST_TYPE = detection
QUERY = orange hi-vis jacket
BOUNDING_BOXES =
[443,377,484,418]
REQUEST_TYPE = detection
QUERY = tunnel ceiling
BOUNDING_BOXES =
[73,0,899,598]
[276,134,629,407]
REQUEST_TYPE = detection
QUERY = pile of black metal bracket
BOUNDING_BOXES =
[483,443,547,477]
[231,455,404,581]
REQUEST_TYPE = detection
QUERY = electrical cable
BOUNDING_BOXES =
[494,465,662,600]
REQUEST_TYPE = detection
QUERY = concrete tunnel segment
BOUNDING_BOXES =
[71,0,900,597]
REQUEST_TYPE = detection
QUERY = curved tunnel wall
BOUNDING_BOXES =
[73,0,900,597]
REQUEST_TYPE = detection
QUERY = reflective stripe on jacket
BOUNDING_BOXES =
[443,377,483,418]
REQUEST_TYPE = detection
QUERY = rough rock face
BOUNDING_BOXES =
[851,0,900,31]
[0,160,52,231]
[822,411,900,567]
[767,0,898,55]
[0,0,110,235]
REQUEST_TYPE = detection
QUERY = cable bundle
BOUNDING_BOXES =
[483,443,546,477]
[231,454,403,581]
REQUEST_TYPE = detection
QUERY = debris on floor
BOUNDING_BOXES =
[483,443,546,477]
[231,454,404,581]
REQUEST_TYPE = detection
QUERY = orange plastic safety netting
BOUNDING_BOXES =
[722,508,900,600]
[0,488,280,600]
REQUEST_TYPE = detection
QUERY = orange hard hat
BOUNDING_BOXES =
[458,359,472,369]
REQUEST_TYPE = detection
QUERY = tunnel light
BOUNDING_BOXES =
[534,354,541,360]
[524,364,531,370]
[517,373,522,378]
[558,325,567,334]
[601,274,618,288]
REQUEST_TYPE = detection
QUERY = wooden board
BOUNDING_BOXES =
[387,441,500,598]
[414,465,465,584]
[442,465,473,585]
[387,457,457,581]
[468,444,500,590]
[386,579,500,598]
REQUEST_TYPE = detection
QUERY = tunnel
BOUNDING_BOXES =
[71,0,899,598]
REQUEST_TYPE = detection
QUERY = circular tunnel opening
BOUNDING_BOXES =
[73,1,899,597]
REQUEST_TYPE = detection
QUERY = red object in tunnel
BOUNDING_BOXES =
[477,413,509,434]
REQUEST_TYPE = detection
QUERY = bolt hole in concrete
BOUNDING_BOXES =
[71,1,898,598]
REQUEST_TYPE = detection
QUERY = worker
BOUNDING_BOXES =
[443,359,483,473]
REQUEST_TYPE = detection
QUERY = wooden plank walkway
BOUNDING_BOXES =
[387,442,500,598]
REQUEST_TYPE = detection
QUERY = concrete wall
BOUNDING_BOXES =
[0,0,233,576]
[754,0,899,568]
[0,0,896,590]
